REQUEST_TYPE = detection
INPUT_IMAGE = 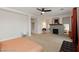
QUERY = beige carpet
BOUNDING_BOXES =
[27,33,72,52]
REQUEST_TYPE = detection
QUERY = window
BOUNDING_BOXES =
[64,24,69,34]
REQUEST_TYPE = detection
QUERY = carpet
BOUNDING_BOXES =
[29,33,72,52]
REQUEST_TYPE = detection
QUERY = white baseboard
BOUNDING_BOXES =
[0,35,21,42]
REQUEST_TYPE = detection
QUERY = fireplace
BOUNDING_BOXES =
[53,29,59,34]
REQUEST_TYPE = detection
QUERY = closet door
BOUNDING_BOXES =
[72,8,77,51]
[77,8,79,51]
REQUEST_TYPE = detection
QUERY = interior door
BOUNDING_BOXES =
[72,8,78,51]
[77,8,79,51]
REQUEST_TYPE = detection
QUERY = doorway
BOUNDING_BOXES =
[31,17,35,34]
[31,22,35,34]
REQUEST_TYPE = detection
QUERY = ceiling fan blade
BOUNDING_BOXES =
[44,10,51,12]
[42,8,45,11]
[37,8,42,11]
[37,8,52,15]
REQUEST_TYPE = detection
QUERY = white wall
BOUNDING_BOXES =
[0,9,30,41]
[33,16,44,34]
[62,16,71,31]
[31,17,37,34]
[35,16,42,34]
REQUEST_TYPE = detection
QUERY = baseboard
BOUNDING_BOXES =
[0,35,21,42]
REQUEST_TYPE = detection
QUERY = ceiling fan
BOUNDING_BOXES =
[37,8,52,15]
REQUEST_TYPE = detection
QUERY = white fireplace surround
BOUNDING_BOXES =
[50,25,64,35]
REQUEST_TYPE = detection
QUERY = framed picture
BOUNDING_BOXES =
[54,19,59,24]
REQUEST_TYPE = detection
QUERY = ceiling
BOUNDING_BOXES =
[9,7,73,17]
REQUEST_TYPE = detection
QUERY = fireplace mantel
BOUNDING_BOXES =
[50,24,63,26]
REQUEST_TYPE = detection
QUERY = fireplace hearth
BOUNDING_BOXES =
[53,29,59,34]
